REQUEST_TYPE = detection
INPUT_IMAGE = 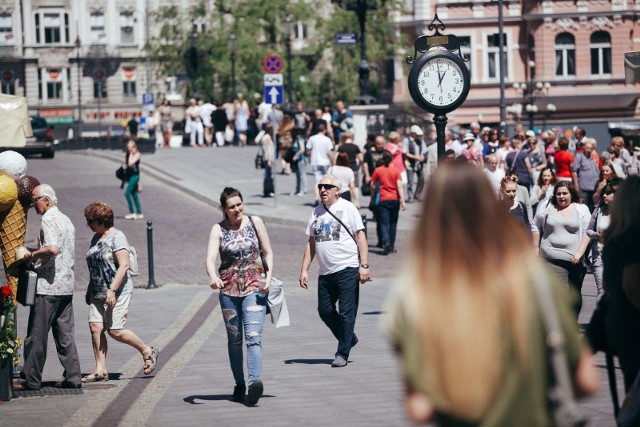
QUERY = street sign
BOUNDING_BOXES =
[263,73,283,105]
[142,92,155,106]
[263,74,283,86]
[264,86,283,105]
[263,54,283,74]
[335,33,357,45]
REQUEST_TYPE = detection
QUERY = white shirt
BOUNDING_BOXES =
[306,198,363,275]
[35,207,75,295]
[199,103,216,127]
[484,167,505,194]
[306,133,334,167]
[327,165,355,192]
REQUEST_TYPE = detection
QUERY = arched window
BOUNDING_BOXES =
[591,31,611,76]
[555,33,575,77]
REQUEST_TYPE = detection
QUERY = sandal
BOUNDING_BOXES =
[82,372,109,383]
[143,347,159,375]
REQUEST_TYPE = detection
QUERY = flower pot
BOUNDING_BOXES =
[0,357,12,401]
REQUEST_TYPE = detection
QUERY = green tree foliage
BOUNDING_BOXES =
[144,0,404,107]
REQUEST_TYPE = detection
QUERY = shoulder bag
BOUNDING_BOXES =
[533,270,589,427]
[248,216,290,327]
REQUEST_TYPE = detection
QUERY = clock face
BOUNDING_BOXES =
[408,51,470,114]
[417,57,464,108]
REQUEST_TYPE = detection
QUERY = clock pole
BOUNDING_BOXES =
[433,115,447,163]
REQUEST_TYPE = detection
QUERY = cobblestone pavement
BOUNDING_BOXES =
[0,149,621,426]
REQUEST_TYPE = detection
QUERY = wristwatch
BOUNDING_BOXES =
[360,264,369,269]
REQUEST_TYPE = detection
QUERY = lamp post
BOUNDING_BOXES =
[283,14,294,109]
[513,61,551,130]
[332,0,377,104]
[185,30,200,98]
[228,33,236,100]
[75,36,82,140]
[497,0,506,136]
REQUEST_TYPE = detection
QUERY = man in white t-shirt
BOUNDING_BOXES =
[484,153,505,195]
[299,175,370,368]
[306,123,334,203]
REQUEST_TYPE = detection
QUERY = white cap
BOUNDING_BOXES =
[410,125,424,136]
[525,130,536,137]
[463,132,475,141]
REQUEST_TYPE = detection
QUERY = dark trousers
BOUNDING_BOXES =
[580,189,595,212]
[317,267,359,359]
[22,295,81,389]
[377,200,400,250]
[263,162,274,196]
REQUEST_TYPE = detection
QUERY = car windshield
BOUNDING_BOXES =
[30,117,47,129]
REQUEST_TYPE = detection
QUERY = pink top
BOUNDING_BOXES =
[385,142,405,172]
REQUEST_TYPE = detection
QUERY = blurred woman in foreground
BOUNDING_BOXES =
[385,162,597,425]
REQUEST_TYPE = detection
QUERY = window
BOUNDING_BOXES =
[487,33,508,80]
[294,21,307,40]
[94,80,107,99]
[39,68,68,101]
[123,81,136,98]
[35,11,69,44]
[120,12,135,44]
[555,33,575,77]
[90,12,106,44]
[0,14,14,45]
[459,36,472,72]
[591,31,611,76]
[47,81,62,99]
[1,81,15,95]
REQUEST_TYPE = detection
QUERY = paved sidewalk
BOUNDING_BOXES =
[0,148,623,426]
[86,146,424,232]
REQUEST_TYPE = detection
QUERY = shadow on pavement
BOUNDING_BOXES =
[283,358,333,365]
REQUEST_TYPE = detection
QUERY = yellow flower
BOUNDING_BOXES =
[7,348,13,354]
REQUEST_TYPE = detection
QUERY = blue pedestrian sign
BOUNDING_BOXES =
[264,86,283,105]
[263,73,284,105]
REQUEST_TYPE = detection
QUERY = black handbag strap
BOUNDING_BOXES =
[248,216,268,273]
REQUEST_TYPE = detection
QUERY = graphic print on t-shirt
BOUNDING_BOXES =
[313,210,343,242]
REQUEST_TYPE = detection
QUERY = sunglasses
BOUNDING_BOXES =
[31,195,45,204]
[317,184,337,191]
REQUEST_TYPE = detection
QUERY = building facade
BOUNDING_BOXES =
[394,0,640,142]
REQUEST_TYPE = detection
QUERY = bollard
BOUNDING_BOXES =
[361,214,367,239]
[146,220,157,289]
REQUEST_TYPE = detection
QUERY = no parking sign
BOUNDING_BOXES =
[263,54,283,74]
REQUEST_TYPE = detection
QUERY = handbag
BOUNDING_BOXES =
[533,270,589,427]
[248,216,290,327]
[255,153,264,169]
[17,269,37,306]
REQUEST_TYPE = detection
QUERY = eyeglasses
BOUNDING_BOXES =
[317,184,337,191]
[31,195,45,204]
[86,218,97,226]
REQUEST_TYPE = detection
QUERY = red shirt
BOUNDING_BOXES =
[554,150,574,178]
[371,165,402,202]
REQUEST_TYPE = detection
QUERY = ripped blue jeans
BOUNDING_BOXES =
[219,291,266,386]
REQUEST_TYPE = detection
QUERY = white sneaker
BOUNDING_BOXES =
[135,214,144,220]
[296,192,305,197]
[124,213,136,220]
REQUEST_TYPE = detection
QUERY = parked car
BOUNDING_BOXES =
[0,115,55,158]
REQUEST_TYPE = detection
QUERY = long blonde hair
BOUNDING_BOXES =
[402,162,536,420]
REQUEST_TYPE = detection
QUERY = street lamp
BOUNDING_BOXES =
[332,0,377,104]
[228,33,236,100]
[283,14,294,109]
[512,61,551,130]
[75,36,82,140]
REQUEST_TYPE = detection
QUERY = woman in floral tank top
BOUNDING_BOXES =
[206,187,273,405]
